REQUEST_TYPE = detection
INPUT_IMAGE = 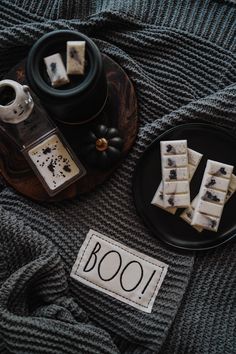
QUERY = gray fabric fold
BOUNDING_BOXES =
[0,208,119,354]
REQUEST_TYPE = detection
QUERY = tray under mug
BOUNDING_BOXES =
[0,54,138,202]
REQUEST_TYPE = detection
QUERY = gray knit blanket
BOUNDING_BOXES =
[0,1,236,353]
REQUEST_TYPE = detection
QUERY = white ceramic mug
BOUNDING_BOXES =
[0,79,34,124]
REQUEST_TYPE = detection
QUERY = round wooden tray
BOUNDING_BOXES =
[0,54,138,202]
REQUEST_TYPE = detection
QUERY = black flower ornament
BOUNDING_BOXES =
[80,125,124,169]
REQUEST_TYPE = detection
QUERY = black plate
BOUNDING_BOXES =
[133,123,236,251]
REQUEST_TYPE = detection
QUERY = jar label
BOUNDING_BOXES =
[70,229,168,313]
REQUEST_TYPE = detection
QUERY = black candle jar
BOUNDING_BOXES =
[26,30,107,125]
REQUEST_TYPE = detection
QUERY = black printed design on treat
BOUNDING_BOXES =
[43,147,51,155]
[70,47,81,65]
[50,62,57,73]
[209,219,217,228]
[159,192,163,200]
[202,191,220,203]
[214,167,227,177]
[186,211,192,219]
[168,196,175,206]
[47,160,55,175]
[169,169,177,180]
[63,165,71,173]
[167,158,176,167]
[49,62,62,82]
[205,178,216,188]
[37,146,71,179]
[166,144,176,154]
[219,167,227,175]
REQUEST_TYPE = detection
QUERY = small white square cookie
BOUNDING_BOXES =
[67,41,86,75]
[44,53,69,87]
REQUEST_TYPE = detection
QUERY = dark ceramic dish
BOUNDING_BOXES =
[26,30,107,125]
[133,123,236,251]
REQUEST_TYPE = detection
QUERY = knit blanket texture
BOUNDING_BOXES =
[0,0,236,353]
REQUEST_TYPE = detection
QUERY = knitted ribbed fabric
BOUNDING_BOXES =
[0,1,235,353]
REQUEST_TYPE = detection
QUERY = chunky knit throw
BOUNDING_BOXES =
[0,1,236,353]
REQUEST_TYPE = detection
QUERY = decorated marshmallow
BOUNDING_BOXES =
[67,41,86,75]
[44,53,69,87]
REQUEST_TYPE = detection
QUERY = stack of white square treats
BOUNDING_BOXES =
[151,139,236,233]
[152,140,203,210]
[160,140,190,208]
[181,173,236,232]
[183,159,234,232]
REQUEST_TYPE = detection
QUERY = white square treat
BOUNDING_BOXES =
[161,140,187,155]
[67,41,86,75]
[198,200,222,217]
[187,149,203,167]
[162,167,189,181]
[200,188,225,204]
[44,53,69,87]
[162,155,188,168]
[28,134,80,191]
[192,212,220,232]
[164,181,189,194]
[207,160,233,179]
[165,193,190,208]
[203,174,230,192]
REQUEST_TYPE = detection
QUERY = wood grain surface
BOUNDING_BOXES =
[0,54,138,202]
